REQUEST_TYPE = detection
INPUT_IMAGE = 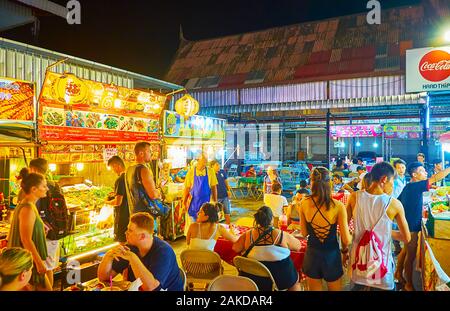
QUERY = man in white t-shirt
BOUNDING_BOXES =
[263,182,288,228]
[356,166,367,190]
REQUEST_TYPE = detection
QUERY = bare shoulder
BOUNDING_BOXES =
[333,199,345,209]
[389,197,403,212]
[188,223,198,234]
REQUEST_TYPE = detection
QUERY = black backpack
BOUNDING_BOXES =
[38,182,70,240]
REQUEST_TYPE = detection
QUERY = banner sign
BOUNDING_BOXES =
[163,110,225,140]
[330,125,382,138]
[0,77,34,121]
[406,46,450,93]
[384,124,447,139]
[38,72,165,142]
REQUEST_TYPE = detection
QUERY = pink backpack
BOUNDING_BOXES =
[351,223,388,280]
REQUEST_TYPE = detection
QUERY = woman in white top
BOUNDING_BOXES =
[186,202,238,251]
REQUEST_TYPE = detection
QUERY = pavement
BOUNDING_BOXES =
[168,195,423,291]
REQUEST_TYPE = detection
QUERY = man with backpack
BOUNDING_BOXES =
[29,157,69,288]
[347,162,411,291]
[124,142,163,234]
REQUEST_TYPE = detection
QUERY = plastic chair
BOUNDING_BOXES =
[207,275,259,291]
[228,164,238,178]
[227,177,242,199]
[180,249,224,291]
[233,256,283,291]
[179,268,187,291]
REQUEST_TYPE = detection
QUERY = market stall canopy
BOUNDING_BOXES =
[0,76,35,143]
[163,110,226,141]
[0,120,34,142]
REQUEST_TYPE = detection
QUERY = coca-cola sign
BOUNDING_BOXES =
[418,50,450,82]
[406,46,450,93]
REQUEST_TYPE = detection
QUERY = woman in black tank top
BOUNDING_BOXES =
[299,167,352,291]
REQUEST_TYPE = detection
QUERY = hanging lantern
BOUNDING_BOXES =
[175,94,199,117]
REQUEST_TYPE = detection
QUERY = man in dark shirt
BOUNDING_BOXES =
[106,156,129,243]
[211,160,231,224]
[397,161,450,291]
[97,212,183,291]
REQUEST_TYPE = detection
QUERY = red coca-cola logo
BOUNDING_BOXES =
[419,50,450,82]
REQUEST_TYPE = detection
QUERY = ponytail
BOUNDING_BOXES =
[18,168,45,194]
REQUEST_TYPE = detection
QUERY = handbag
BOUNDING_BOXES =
[134,165,171,218]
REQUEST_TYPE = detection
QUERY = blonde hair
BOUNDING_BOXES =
[0,247,33,288]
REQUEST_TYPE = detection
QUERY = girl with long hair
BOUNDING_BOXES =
[299,167,352,291]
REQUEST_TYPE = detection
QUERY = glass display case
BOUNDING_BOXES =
[59,226,115,259]
[59,183,115,261]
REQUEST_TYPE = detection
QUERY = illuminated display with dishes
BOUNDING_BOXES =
[38,72,165,142]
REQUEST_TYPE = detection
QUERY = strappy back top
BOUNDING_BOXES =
[189,223,218,251]
[246,227,290,262]
[305,197,339,250]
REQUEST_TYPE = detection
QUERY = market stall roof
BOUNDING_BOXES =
[0,37,184,93]
[0,120,34,142]
[166,1,447,90]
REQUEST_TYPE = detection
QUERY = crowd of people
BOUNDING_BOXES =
[1,144,449,291]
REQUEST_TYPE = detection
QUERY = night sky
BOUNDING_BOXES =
[1,0,420,80]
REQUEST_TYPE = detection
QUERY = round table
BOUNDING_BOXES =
[213,225,307,274]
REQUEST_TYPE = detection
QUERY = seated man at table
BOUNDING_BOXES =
[232,206,301,291]
[97,212,183,291]
[186,202,238,251]
[263,182,288,228]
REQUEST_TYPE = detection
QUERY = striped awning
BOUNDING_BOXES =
[201,93,425,115]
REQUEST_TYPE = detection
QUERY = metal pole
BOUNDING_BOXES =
[326,109,331,169]
[281,120,286,163]
[422,96,430,165]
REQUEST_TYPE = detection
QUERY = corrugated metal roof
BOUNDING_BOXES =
[166,2,446,91]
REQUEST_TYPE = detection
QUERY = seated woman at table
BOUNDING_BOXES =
[332,174,354,193]
[299,167,352,291]
[286,189,307,230]
[0,247,34,291]
[186,202,238,251]
[244,165,257,177]
[232,206,302,291]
